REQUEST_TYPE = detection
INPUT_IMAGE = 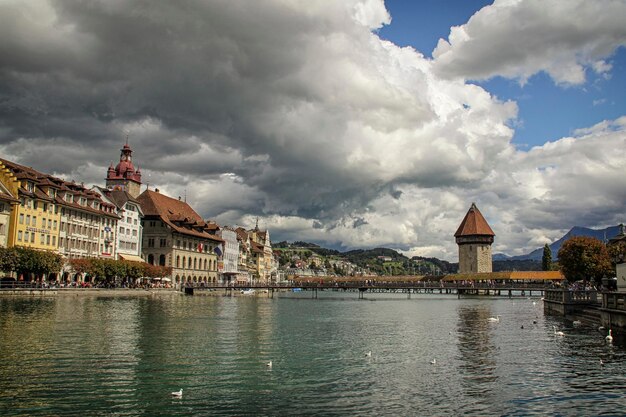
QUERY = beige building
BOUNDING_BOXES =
[0,180,18,248]
[137,189,223,286]
[455,203,495,274]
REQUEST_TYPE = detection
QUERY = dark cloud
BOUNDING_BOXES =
[0,0,624,260]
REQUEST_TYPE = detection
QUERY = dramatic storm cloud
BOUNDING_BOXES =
[1,0,625,260]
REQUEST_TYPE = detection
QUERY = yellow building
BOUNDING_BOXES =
[0,159,61,251]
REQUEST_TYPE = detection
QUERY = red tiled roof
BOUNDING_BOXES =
[454,203,495,237]
[137,189,223,242]
[0,157,118,217]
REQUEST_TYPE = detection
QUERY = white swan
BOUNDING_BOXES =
[171,389,183,398]
[365,351,372,357]
[600,358,604,366]
[606,329,613,343]
[488,315,500,322]
[572,320,582,326]
[553,326,565,337]
[430,359,436,365]
[266,360,273,367]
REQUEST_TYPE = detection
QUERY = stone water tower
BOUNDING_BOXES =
[455,203,495,273]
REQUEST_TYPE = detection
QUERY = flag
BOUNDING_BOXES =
[198,243,203,252]
[214,246,222,257]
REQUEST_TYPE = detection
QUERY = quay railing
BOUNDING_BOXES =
[544,289,600,305]
[603,292,626,311]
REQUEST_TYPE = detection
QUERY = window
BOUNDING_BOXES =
[160,238,167,247]
[127,216,131,223]
[52,236,56,246]
[30,233,35,243]
[25,231,29,241]
[26,215,31,226]
[132,230,137,237]
[18,231,23,241]
[120,227,125,234]
[148,238,155,248]
[40,234,44,244]
[48,219,52,228]
[32,216,36,226]
[0,223,3,234]
[19,214,24,224]
[46,235,50,245]
[134,219,137,225]
[53,220,57,230]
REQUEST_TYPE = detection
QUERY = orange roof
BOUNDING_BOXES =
[454,203,495,237]
[443,271,564,281]
[137,189,222,242]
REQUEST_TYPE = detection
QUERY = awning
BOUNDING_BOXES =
[119,254,146,263]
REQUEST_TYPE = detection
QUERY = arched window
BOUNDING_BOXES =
[175,275,180,283]
[193,258,197,269]
[148,254,154,265]
[159,254,166,266]
[204,259,207,270]
[176,256,180,268]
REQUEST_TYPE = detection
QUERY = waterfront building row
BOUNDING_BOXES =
[0,143,277,285]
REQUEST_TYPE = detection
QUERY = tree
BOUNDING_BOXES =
[542,244,553,271]
[557,236,612,284]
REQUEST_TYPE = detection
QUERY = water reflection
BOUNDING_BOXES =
[455,305,499,414]
[1,295,625,416]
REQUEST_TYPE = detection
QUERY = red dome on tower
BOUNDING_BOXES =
[107,143,141,183]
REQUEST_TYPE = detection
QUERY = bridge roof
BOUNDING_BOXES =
[443,271,564,281]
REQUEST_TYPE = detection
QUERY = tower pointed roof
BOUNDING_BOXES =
[454,203,495,237]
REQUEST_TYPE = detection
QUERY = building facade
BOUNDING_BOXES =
[218,227,240,284]
[137,189,223,285]
[57,183,119,264]
[454,203,495,274]
[96,187,144,262]
[0,179,18,248]
[0,158,62,252]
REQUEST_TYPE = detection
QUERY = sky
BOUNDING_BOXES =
[0,0,625,261]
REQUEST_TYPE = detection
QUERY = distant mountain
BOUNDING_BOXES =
[495,225,621,261]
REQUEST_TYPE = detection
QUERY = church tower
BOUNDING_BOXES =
[455,203,495,273]
[105,142,142,198]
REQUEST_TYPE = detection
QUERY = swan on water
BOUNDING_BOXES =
[488,315,500,322]
[600,358,604,366]
[430,359,436,365]
[553,326,565,337]
[365,351,372,357]
[171,389,183,398]
[606,329,613,343]
[266,360,273,367]
[573,320,582,326]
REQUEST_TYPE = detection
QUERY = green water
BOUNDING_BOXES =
[1,292,625,416]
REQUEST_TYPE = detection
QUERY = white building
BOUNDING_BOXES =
[218,227,240,284]
[95,187,144,262]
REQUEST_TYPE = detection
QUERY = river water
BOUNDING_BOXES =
[1,291,625,416]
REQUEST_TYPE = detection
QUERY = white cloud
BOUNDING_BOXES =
[432,0,626,85]
[0,0,624,261]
